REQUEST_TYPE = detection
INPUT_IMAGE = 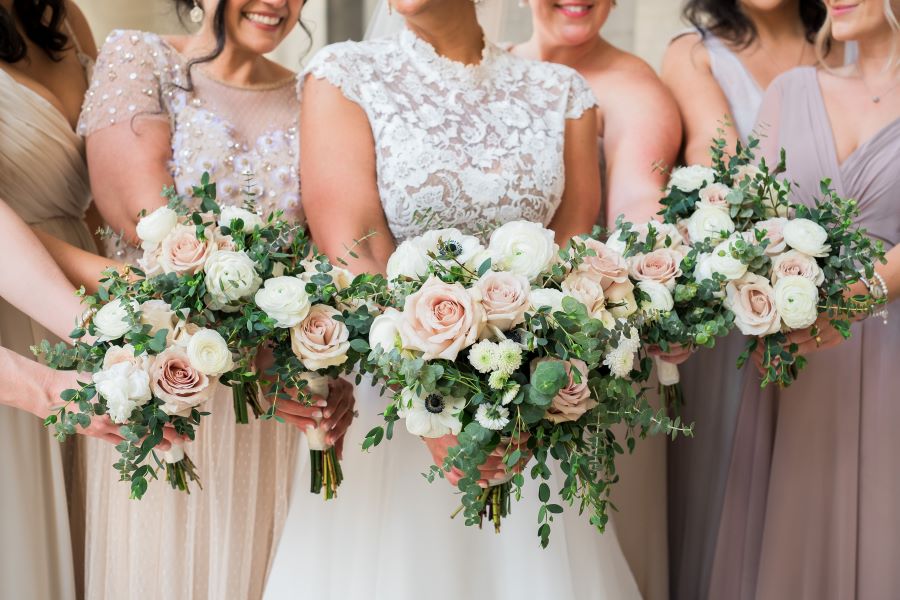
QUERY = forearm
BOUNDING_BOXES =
[32,229,124,294]
[0,348,72,419]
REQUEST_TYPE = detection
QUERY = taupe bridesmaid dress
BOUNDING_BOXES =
[0,27,95,600]
[709,66,900,600]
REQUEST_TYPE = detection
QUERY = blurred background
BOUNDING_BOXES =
[77,0,685,71]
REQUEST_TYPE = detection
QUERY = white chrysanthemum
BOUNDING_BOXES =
[468,340,498,374]
[494,339,523,375]
[488,370,508,390]
[620,326,642,354]
[501,383,521,406]
[475,404,510,431]
[604,347,635,379]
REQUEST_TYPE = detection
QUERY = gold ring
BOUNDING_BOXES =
[815,336,822,344]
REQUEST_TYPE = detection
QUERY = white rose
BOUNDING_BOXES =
[782,218,831,258]
[135,206,178,250]
[528,288,565,314]
[94,299,136,342]
[724,273,781,336]
[668,165,716,192]
[139,300,177,340]
[704,237,750,281]
[605,281,638,318]
[187,328,234,376]
[771,250,825,286]
[93,361,152,424]
[386,239,430,281]
[254,276,311,328]
[219,205,263,231]
[204,250,262,311]
[369,307,404,353]
[637,280,674,317]
[487,220,558,282]
[687,205,736,243]
[607,221,685,255]
[774,275,819,330]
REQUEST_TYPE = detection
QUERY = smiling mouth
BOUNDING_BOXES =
[244,12,285,27]
[831,3,859,15]
[554,3,594,17]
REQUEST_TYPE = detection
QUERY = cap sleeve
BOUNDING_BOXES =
[77,30,171,137]
[302,42,367,105]
[564,70,599,120]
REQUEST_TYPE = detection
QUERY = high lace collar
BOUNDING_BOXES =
[398,27,498,84]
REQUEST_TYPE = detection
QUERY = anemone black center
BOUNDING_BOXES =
[439,239,464,259]
[424,393,445,414]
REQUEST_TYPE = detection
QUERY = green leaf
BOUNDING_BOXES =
[531,360,568,397]
[538,482,550,503]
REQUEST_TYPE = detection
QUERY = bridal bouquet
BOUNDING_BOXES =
[657,138,885,387]
[361,221,687,545]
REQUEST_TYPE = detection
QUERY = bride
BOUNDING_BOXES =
[265,1,641,598]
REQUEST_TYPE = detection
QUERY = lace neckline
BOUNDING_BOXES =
[398,27,498,83]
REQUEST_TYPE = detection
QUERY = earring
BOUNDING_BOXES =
[190,0,204,23]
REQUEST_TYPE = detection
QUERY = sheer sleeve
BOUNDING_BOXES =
[77,30,171,137]
[752,74,786,167]
[563,69,599,120]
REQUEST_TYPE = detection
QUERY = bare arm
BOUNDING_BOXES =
[300,75,395,275]
[32,229,124,294]
[65,0,99,61]
[548,110,601,244]
[661,34,738,166]
[602,72,682,224]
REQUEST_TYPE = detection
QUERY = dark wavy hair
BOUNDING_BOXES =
[684,0,827,48]
[0,0,69,63]
[172,0,312,90]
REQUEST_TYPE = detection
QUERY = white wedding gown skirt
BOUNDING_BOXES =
[265,377,642,600]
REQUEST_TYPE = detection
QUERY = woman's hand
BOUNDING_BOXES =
[423,433,533,488]
[647,343,693,365]
[275,378,356,457]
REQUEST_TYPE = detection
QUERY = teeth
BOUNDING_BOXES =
[245,13,281,26]
[558,5,590,13]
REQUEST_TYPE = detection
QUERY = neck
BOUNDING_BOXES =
[524,31,604,69]
[183,27,267,86]
[855,27,899,80]
[405,2,485,65]
[743,1,807,44]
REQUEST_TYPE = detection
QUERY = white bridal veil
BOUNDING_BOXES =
[365,0,515,43]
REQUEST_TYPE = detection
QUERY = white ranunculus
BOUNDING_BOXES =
[687,205,736,243]
[528,288,565,314]
[774,275,819,330]
[254,276,311,328]
[219,205,263,231]
[637,280,674,317]
[186,328,233,376]
[386,239,430,281]
[94,299,137,342]
[771,249,825,286]
[135,206,178,250]
[398,388,465,438]
[92,361,152,424]
[487,220,558,282]
[204,250,262,311]
[704,237,750,281]
[782,218,831,258]
[139,300,177,340]
[368,307,404,353]
[668,165,716,192]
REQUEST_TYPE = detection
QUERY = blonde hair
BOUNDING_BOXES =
[815,0,900,69]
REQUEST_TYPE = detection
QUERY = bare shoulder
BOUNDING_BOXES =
[65,1,98,59]
[661,31,710,78]
[591,45,678,115]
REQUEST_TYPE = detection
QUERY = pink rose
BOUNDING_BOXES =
[149,346,214,416]
[698,182,732,211]
[724,273,781,336]
[475,271,530,332]
[578,239,629,290]
[533,358,598,424]
[770,249,824,286]
[755,217,789,256]
[627,248,684,292]
[102,344,148,370]
[158,225,218,275]
[398,276,486,361]
[561,271,606,318]
[290,304,351,370]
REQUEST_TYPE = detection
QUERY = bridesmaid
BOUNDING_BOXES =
[659,3,844,599]
[710,1,900,598]
[78,1,353,597]
[0,1,98,597]
[508,3,680,598]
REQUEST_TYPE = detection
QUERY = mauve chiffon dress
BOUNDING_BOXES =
[708,66,900,600]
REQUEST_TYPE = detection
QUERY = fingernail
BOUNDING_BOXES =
[324,410,334,418]
[316,400,328,407]
[312,410,323,419]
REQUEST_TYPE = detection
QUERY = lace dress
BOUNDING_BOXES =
[265,29,642,600]
[77,30,301,599]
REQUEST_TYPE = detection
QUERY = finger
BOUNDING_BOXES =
[99,433,123,445]
[156,439,172,452]
[309,394,329,409]
[275,411,317,431]
[277,402,323,419]
[326,411,354,446]
[323,398,352,428]
[334,435,345,460]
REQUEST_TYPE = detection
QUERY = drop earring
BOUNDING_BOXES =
[190,0,204,23]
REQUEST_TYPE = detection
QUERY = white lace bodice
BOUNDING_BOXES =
[78,30,302,221]
[305,29,597,243]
